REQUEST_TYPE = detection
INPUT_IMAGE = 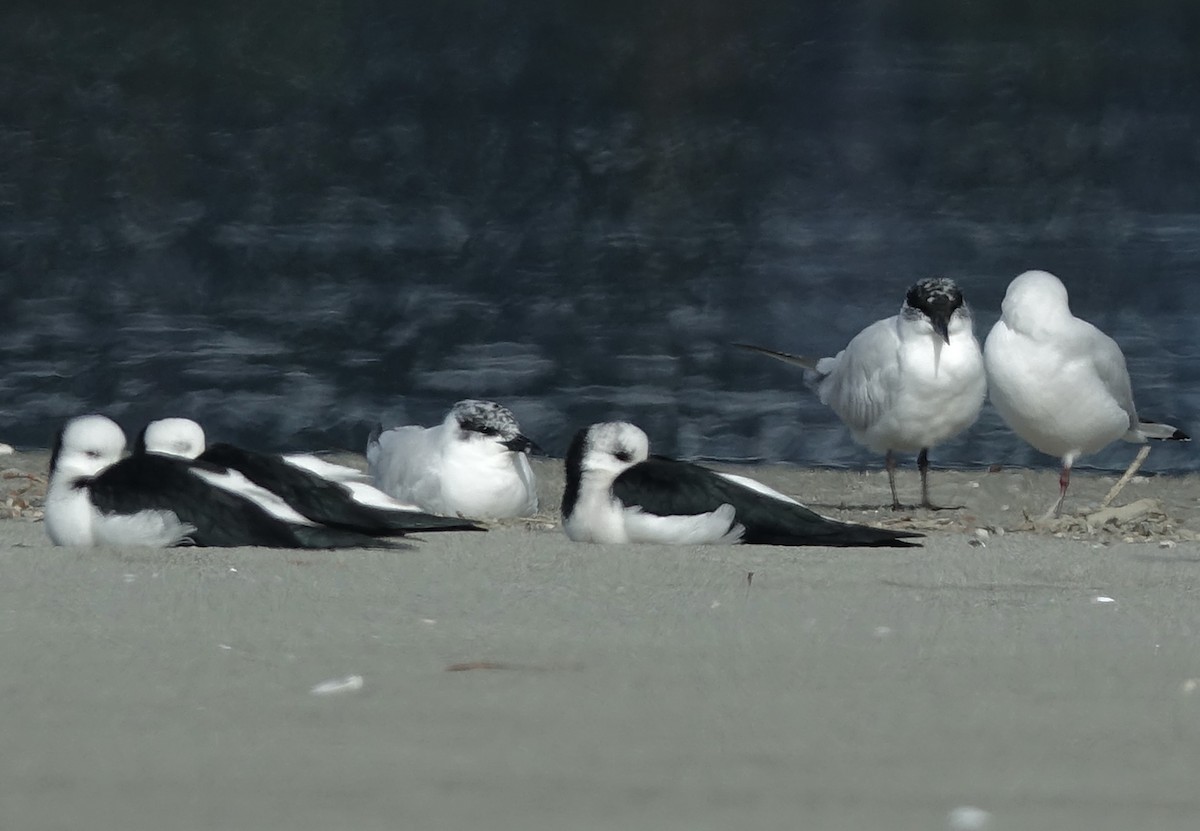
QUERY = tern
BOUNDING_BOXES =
[367,400,540,519]
[737,277,987,510]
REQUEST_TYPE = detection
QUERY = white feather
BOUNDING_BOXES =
[984,269,1146,464]
[621,502,744,545]
[93,510,196,547]
[368,407,538,519]
[809,302,985,455]
[715,472,801,505]
[563,422,746,545]
[141,418,206,459]
[337,480,427,513]
[188,467,317,526]
[282,454,372,484]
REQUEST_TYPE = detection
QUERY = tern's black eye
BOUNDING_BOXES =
[478,426,498,436]
[86,449,102,458]
[614,449,633,463]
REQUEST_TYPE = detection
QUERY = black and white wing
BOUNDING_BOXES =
[198,443,483,534]
[85,454,405,549]
[613,457,920,547]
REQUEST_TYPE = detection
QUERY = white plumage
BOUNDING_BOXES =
[561,422,922,548]
[740,277,987,509]
[139,417,481,534]
[367,400,539,519]
[983,269,1188,515]
[45,415,196,547]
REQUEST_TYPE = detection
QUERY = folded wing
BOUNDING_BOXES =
[613,457,920,547]
[86,454,405,549]
[200,443,483,534]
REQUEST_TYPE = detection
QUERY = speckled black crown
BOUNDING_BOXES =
[905,277,964,317]
[451,399,521,439]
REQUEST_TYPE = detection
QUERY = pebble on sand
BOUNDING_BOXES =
[947,805,993,831]
[310,675,365,696]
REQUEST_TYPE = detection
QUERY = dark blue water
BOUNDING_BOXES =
[2,2,1198,474]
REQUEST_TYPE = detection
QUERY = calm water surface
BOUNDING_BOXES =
[2,3,1197,474]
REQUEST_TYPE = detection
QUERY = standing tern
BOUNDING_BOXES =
[983,270,1189,516]
[562,421,922,547]
[738,277,987,510]
[367,400,540,519]
[136,417,484,535]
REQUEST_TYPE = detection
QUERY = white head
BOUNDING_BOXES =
[899,277,972,344]
[139,417,207,459]
[568,422,650,478]
[562,421,651,520]
[50,415,127,480]
[1000,270,1072,334]
[444,399,538,455]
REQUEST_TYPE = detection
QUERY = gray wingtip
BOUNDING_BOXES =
[1139,420,1191,442]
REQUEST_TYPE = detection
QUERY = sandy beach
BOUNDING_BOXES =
[3,452,1200,830]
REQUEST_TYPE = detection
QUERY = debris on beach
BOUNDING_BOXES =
[1,466,47,520]
[487,515,559,532]
[310,674,364,696]
[444,660,582,672]
[1083,498,1166,532]
[872,514,962,532]
[1023,498,1197,542]
[445,661,518,672]
[841,491,1195,544]
[0,443,13,456]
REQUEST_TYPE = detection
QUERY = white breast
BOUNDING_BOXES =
[984,320,1130,458]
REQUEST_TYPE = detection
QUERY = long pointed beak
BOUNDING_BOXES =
[503,434,543,455]
[931,315,951,344]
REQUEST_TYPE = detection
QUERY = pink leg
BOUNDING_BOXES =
[1052,465,1071,517]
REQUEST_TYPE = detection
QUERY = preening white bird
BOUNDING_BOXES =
[561,421,921,547]
[367,400,540,519]
[983,269,1189,516]
[738,277,987,510]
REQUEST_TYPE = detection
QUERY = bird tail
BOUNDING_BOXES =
[740,497,925,547]
[839,524,923,548]
[289,524,412,550]
[1136,420,1190,442]
[732,343,821,372]
[365,422,384,468]
[810,522,924,548]
[360,511,486,536]
[750,520,923,548]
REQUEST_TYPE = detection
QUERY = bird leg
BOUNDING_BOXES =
[886,450,901,510]
[1044,465,1071,519]
[1099,444,1152,509]
[917,448,934,510]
